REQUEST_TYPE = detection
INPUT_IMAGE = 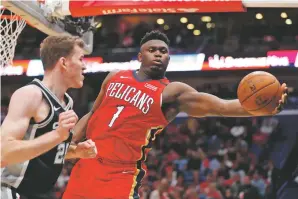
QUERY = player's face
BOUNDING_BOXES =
[64,45,86,88]
[138,40,170,79]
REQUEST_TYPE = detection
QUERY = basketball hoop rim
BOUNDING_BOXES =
[0,13,35,28]
[0,14,24,21]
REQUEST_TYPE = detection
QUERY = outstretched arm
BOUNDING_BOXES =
[164,82,287,118]
[72,71,119,143]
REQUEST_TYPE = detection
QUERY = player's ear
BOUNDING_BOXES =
[138,52,142,62]
[58,57,68,70]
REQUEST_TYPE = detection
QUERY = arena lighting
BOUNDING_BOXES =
[193,29,201,36]
[96,22,102,29]
[285,19,292,25]
[164,24,169,30]
[281,12,288,18]
[157,18,164,25]
[201,16,211,22]
[187,23,194,30]
[2,52,297,76]
[180,17,188,23]
[206,23,212,29]
[256,13,263,20]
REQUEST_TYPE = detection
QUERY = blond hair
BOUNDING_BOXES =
[40,35,84,70]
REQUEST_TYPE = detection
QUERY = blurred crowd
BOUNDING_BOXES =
[1,78,297,199]
[53,116,281,199]
[1,5,298,199]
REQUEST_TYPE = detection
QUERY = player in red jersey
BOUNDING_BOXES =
[63,30,288,199]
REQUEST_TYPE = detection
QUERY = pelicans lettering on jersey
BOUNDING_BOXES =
[87,70,169,163]
[63,70,170,199]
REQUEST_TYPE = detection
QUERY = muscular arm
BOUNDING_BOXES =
[163,82,253,118]
[72,71,119,143]
[1,86,66,167]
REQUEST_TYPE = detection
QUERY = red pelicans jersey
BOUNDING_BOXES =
[87,70,170,164]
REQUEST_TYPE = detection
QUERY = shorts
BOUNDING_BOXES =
[63,158,146,199]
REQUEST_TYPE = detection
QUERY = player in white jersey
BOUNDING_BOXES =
[1,35,97,199]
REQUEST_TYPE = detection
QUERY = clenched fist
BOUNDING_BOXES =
[75,139,97,159]
[56,110,78,141]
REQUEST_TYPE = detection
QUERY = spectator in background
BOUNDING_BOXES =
[236,140,255,174]
[217,160,231,180]
[184,184,198,199]
[206,183,223,199]
[184,118,206,184]
[260,117,279,135]
[239,176,262,199]
[200,173,215,193]
[230,119,246,138]
[139,183,151,199]
[251,171,267,197]
[149,178,170,199]
[230,173,242,198]
[172,172,186,196]
[223,188,234,199]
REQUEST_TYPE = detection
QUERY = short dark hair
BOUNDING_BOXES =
[40,35,84,70]
[140,30,170,47]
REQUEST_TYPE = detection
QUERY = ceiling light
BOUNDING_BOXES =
[157,18,164,25]
[193,29,201,36]
[187,23,194,30]
[201,16,211,22]
[180,17,188,23]
[281,12,288,19]
[255,13,263,20]
[285,19,292,25]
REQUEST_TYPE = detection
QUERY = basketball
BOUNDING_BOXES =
[237,71,283,115]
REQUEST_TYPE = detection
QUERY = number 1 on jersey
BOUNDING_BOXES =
[109,106,125,127]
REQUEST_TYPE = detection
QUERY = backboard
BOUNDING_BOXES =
[1,0,94,55]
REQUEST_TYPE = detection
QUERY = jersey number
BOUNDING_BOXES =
[54,142,70,164]
[108,106,125,127]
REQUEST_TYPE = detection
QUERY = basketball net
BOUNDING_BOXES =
[0,8,26,68]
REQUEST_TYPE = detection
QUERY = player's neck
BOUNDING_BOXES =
[42,71,68,104]
[135,69,151,81]
[137,69,164,80]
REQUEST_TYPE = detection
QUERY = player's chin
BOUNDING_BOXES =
[150,65,164,73]
[73,80,84,88]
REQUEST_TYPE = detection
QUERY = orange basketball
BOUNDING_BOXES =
[237,71,283,115]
